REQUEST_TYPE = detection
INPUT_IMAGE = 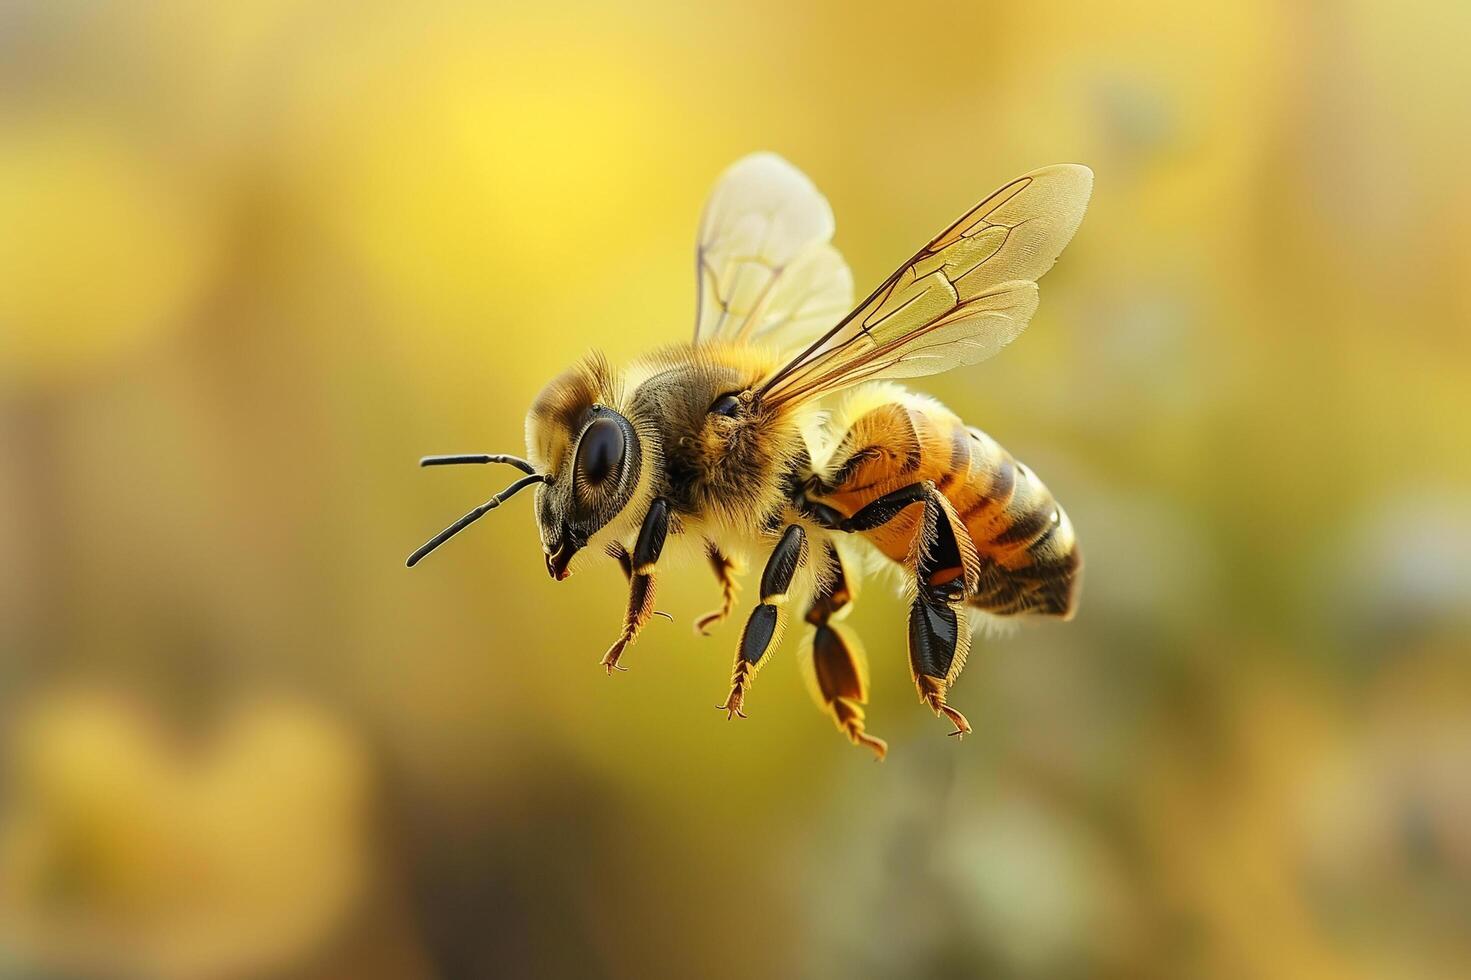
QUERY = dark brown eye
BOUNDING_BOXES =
[575,417,625,487]
[709,393,741,417]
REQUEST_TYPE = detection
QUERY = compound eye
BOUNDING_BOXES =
[575,417,625,487]
[709,393,742,417]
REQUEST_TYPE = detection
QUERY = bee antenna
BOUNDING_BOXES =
[419,454,536,475]
[406,473,546,568]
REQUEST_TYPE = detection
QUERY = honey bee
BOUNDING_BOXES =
[408,153,1091,757]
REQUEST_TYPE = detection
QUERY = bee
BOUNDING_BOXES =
[408,153,1091,758]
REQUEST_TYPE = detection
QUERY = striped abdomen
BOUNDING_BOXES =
[812,395,1080,618]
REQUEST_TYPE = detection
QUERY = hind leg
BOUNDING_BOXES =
[909,600,974,737]
[906,484,981,738]
[798,542,887,760]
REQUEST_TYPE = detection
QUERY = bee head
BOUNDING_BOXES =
[525,355,646,580]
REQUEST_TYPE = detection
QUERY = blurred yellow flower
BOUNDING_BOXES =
[0,119,220,385]
[0,687,374,980]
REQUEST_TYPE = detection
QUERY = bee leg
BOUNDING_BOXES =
[799,542,887,759]
[906,484,981,738]
[607,542,634,581]
[793,477,928,533]
[909,599,974,737]
[805,478,981,737]
[835,482,930,532]
[693,541,741,636]
[600,498,671,674]
[718,524,808,719]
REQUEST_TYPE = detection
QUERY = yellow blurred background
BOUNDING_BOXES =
[3,1,1469,977]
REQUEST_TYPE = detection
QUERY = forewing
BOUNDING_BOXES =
[694,153,854,353]
[758,164,1092,406]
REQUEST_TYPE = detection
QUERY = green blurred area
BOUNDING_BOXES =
[2,1,1469,977]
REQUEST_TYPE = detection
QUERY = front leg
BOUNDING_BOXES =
[718,524,809,719]
[600,498,670,674]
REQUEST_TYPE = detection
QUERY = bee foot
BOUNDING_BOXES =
[938,704,972,738]
[716,695,747,720]
[854,731,889,760]
[600,643,630,674]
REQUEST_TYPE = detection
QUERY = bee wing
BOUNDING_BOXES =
[757,164,1092,408]
[693,153,854,354]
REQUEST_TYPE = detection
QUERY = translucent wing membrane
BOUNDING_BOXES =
[693,153,854,353]
[757,164,1092,407]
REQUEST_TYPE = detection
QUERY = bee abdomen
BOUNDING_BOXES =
[817,401,1080,619]
[957,427,1080,618]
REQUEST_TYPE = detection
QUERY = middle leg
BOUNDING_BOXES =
[718,524,809,719]
[694,541,742,636]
